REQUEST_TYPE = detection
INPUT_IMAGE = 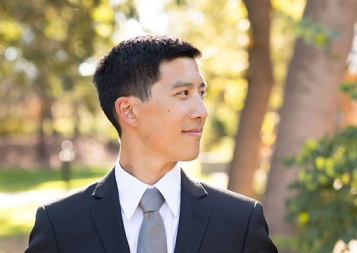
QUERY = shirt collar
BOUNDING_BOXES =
[115,160,181,220]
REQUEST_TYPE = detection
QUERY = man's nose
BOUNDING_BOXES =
[190,96,208,119]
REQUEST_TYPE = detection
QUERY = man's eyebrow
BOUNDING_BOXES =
[171,81,207,89]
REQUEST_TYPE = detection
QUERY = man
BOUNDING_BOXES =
[25,35,278,253]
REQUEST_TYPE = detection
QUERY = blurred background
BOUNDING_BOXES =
[1,0,357,252]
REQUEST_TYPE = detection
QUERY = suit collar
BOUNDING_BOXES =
[180,169,207,198]
[92,167,116,198]
[90,168,130,253]
[115,162,182,219]
[92,166,207,199]
[89,167,212,253]
[174,169,212,253]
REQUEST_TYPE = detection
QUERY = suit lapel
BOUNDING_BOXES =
[90,168,130,253]
[174,170,212,253]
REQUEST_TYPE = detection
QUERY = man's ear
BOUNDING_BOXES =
[114,97,137,128]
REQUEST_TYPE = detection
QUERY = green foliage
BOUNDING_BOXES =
[285,126,357,253]
[298,17,339,46]
[0,0,305,154]
[0,0,138,137]
[271,235,300,252]
[340,82,357,101]
[293,17,340,53]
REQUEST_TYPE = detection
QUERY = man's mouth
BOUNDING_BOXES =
[182,128,203,137]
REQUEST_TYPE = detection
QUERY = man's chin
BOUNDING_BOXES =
[179,152,200,162]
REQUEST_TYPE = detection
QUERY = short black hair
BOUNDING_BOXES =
[93,35,201,136]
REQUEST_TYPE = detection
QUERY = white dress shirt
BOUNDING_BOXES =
[115,161,181,253]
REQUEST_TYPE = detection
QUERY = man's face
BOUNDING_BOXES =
[134,57,208,163]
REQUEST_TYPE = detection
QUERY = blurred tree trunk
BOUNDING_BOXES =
[263,0,357,245]
[73,101,81,139]
[227,0,273,198]
[37,95,53,167]
[36,74,54,167]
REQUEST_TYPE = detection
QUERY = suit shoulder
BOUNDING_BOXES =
[199,181,260,212]
[194,180,271,247]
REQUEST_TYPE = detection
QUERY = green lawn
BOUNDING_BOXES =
[0,166,108,238]
[0,166,108,192]
[0,205,38,238]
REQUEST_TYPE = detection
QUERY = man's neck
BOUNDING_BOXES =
[118,154,177,185]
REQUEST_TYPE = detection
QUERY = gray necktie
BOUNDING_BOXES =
[137,188,167,253]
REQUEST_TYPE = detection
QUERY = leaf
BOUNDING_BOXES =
[91,5,114,22]
[282,156,296,167]
[298,212,309,226]
[325,158,335,177]
[315,156,325,170]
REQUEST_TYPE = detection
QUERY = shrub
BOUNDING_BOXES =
[285,126,357,253]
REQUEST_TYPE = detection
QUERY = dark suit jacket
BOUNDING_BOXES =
[25,168,278,253]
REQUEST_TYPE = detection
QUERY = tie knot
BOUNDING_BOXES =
[139,188,165,212]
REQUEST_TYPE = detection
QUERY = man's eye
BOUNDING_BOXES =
[178,90,189,96]
[200,90,207,98]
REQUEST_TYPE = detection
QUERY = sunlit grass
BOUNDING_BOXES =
[0,166,108,192]
[0,205,37,238]
[0,166,108,238]
[32,177,104,191]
